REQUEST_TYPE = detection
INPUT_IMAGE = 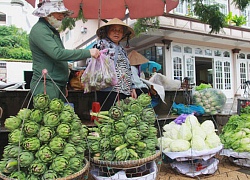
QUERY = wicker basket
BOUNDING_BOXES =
[0,158,90,180]
[90,150,161,169]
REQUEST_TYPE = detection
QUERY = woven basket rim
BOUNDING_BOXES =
[90,150,161,168]
[0,158,89,180]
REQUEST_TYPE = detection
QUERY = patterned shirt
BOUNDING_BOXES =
[94,38,134,95]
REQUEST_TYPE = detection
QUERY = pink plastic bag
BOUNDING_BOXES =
[82,49,118,93]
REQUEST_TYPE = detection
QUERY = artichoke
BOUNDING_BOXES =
[33,94,50,110]
[63,103,75,113]
[68,132,84,145]
[27,174,40,180]
[10,171,26,180]
[109,106,123,120]
[4,116,22,131]
[42,170,58,180]
[125,128,141,145]
[59,110,73,123]
[70,119,82,131]
[19,151,35,167]
[29,109,43,123]
[110,134,125,148]
[22,137,41,151]
[141,107,156,125]
[49,136,66,154]
[128,101,143,113]
[17,108,32,120]
[0,158,18,174]
[99,124,112,136]
[56,123,72,138]
[124,114,140,127]
[79,124,89,138]
[50,155,68,173]
[114,147,130,161]
[3,144,22,158]
[137,93,152,107]
[68,157,83,171]
[29,160,47,176]
[147,126,158,138]
[8,129,24,145]
[37,126,55,142]
[23,121,40,137]
[138,121,149,137]
[36,145,56,163]
[43,111,60,127]
[114,120,128,134]
[142,138,158,151]
[99,137,110,150]
[62,143,77,159]
[49,98,64,113]
[101,150,114,161]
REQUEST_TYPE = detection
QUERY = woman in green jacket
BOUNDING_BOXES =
[29,0,100,101]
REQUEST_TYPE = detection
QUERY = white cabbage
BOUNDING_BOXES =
[205,132,221,149]
[157,137,173,150]
[169,139,190,152]
[191,135,207,151]
[177,122,192,141]
[201,120,215,135]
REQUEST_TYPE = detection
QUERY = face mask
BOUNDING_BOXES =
[47,15,62,29]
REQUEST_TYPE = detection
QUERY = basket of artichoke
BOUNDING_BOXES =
[0,94,90,180]
[89,93,161,168]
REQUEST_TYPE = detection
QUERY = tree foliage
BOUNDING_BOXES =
[0,25,32,60]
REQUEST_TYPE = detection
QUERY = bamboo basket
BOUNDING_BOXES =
[90,150,161,169]
[0,158,90,180]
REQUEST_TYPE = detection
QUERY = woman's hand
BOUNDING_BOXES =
[89,48,100,59]
[131,89,137,99]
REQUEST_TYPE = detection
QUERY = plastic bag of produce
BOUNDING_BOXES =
[192,88,226,115]
[82,49,118,93]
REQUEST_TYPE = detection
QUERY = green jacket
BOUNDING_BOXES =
[29,18,91,88]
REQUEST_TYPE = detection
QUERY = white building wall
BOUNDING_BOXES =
[6,62,32,83]
[0,0,37,33]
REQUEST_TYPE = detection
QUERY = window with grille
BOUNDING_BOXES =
[173,57,183,80]
[215,61,223,89]
[224,61,231,89]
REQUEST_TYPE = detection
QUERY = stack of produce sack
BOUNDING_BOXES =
[158,114,222,177]
[192,83,227,115]
[88,93,159,162]
[220,107,250,167]
[0,94,88,180]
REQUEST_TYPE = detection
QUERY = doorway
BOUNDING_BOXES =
[195,57,213,86]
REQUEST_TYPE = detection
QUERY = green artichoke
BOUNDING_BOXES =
[42,170,58,180]
[10,171,26,180]
[3,144,22,158]
[37,126,55,142]
[29,160,47,176]
[137,93,152,107]
[70,119,82,131]
[63,103,75,113]
[50,155,68,173]
[17,108,32,120]
[68,157,83,171]
[19,151,34,167]
[101,150,114,161]
[124,114,140,127]
[128,101,143,113]
[23,121,40,137]
[114,120,128,134]
[59,110,73,123]
[0,158,18,174]
[56,123,72,138]
[99,137,110,150]
[125,128,142,145]
[68,132,83,145]
[138,121,149,137]
[36,145,56,163]
[22,137,41,151]
[49,98,64,113]
[79,124,89,138]
[49,136,65,154]
[4,116,22,132]
[8,129,24,145]
[33,94,50,110]
[27,174,40,180]
[110,134,125,148]
[62,143,77,159]
[115,147,130,161]
[29,109,43,123]
[43,111,60,127]
[141,107,156,125]
[109,106,123,120]
[142,138,158,151]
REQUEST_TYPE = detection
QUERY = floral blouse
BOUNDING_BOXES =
[94,38,134,95]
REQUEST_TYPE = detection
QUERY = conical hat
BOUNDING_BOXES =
[128,50,149,66]
[96,18,135,41]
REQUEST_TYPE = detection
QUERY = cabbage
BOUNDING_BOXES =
[191,136,207,151]
[157,137,173,150]
[185,115,200,129]
[192,126,206,140]
[177,123,192,141]
[201,120,215,135]
[163,129,178,140]
[163,121,181,132]
[205,132,221,149]
[169,139,190,152]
